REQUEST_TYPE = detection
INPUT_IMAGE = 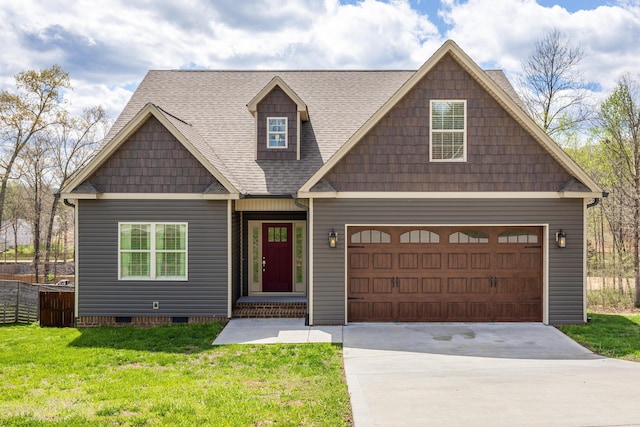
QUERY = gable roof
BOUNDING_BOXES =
[61,103,240,197]
[88,69,415,196]
[247,76,309,121]
[299,40,601,195]
[64,40,601,199]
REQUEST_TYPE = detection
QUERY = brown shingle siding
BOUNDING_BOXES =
[324,54,575,193]
[256,86,298,161]
[86,116,222,193]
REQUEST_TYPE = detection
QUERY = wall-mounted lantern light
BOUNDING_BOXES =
[328,230,338,248]
[556,230,566,248]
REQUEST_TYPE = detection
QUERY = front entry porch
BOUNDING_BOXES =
[234,203,309,319]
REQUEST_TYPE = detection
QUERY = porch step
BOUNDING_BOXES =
[232,301,307,318]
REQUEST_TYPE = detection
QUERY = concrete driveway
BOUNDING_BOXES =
[343,323,640,427]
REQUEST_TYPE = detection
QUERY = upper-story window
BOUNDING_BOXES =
[267,117,287,148]
[430,100,466,162]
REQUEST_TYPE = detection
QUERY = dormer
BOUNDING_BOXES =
[247,76,309,161]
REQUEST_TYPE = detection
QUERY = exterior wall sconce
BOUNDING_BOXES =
[328,230,338,248]
[556,230,566,248]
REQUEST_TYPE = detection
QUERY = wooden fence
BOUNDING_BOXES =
[40,289,74,327]
[0,281,75,327]
[0,281,39,324]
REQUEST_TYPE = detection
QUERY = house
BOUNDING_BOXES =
[61,40,602,327]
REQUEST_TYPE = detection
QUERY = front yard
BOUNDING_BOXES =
[0,323,351,426]
[558,313,640,362]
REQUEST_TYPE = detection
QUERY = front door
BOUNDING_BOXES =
[261,223,293,292]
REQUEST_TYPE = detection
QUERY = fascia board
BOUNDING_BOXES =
[59,193,97,200]
[297,191,602,199]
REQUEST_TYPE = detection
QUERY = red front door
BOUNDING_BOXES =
[262,223,293,292]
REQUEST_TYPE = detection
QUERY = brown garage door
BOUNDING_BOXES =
[347,226,542,322]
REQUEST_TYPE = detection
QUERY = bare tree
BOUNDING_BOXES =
[43,106,108,280]
[598,74,640,307]
[17,133,55,283]
[520,29,594,139]
[0,65,70,229]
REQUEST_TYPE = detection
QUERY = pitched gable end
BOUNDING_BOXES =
[248,77,309,161]
[61,103,239,199]
[247,76,308,120]
[299,40,602,196]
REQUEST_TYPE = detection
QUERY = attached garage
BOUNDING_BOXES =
[347,226,543,322]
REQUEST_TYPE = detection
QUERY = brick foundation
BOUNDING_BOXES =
[232,301,306,318]
[76,316,226,327]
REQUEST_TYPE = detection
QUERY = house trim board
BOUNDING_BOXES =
[298,191,601,199]
[74,202,79,324]
[60,192,240,200]
[308,198,314,325]
[228,200,233,318]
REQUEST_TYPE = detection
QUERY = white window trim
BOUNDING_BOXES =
[118,222,188,281]
[429,100,467,162]
[267,117,288,149]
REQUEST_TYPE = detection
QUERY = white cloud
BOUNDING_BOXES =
[0,0,638,122]
[0,0,446,118]
[441,0,640,97]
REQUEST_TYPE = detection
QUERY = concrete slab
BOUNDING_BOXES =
[343,323,640,427]
[212,318,343,345]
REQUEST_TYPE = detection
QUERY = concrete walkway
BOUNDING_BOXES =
[212,318,342,344]
[212,320,640,426]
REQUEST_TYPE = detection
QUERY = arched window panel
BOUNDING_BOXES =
[498,229,538,244]
[449,230,488,244]
[400,229,440,244]
[351,230,391,244]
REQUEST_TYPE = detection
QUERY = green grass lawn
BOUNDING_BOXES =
[0,323,351,426]
[558,313,640,362]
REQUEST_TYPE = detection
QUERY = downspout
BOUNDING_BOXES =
[585,191,607,323]
[587,191,609,209]
[293,195,310,326]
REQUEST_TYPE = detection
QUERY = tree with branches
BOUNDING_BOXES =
[0,65,70,229]
[598,74,640,307]
[520,29,594,140]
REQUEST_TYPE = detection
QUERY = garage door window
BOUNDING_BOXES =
[351,230,391,244]
[498,230,538,243]
[400,229,439,243]
[449,230,488,243]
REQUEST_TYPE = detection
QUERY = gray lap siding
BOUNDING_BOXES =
[312,198,584,325]
[77,199,228,317]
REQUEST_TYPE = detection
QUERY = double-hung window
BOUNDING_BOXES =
[430,100,466,161]
[119,223,188,280]
[267,117,287,148]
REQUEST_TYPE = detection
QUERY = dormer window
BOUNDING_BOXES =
[267,117,288,148]
[248,77,308,160]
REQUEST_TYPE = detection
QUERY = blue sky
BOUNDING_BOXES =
[0,0,638,119]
